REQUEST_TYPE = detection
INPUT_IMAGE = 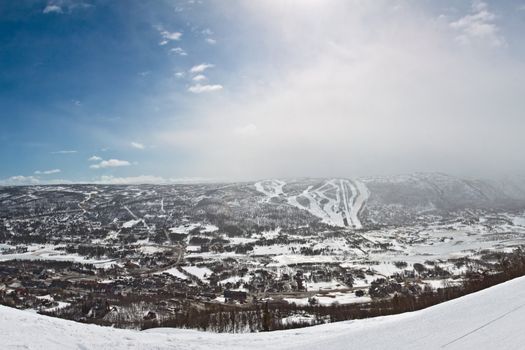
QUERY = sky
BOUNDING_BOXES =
[1,0,525,185]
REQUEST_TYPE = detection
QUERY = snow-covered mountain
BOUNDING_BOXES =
[254,173,525,227]
[255,178,369,228]
[3,275,525,349]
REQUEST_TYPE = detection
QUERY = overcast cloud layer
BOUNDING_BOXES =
[159,1,525,179]
[1,1,525,184]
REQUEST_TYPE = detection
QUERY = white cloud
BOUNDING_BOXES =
[0,176,40,186]
[189,63,214,74]
[42,1,91,15]
[93,175,212,185]
[43,179,75,185]
[162,31,182,41]
[234,124,257,136]
[90,159,131,169]
[170,47,187,56]
[88,155,102,161]
[450,1,505,47]
[34,169,61,175]
[131,142,145,149]
[158,29,182,45]
[187,64,222,93]
[192,74,207,82]
[94,175,166,184]
[43,4,63,14]
[0,176,75,186]
[206,38,217,45]
[51,150,77,154]
[188,84,223,93]
[156,1,525,179]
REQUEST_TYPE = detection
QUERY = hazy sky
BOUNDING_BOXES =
[1,0,525,184]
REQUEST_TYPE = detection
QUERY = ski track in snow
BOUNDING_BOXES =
[78,191,96,214]
[313,180,342,225]
[255,179,369,228]
[123,206,138,220]
[297,186,334,225]
[352,180,370,229]
[123,206,150,231]
[254,180,286,202]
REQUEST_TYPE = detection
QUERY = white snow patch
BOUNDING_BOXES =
[154,267,188,280]
[182,265,213,281]
[122,219,141,228]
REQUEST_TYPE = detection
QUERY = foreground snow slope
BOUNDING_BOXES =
[3,277,525,350]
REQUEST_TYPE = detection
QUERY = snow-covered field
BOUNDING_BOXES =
[0,244,117,267]
[3,276,525,349]
[154,267,188,280]
[182,265,213,281]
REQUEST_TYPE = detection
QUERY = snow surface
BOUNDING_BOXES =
[154,267,188,280]
[3,276,525,349]
[122,219,141,228]
[169,223,218,235]
[181,265,213,281]
[285,292,371,306]
[0,244,117,267]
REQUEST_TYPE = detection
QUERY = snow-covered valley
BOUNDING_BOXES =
[2,173,525,335]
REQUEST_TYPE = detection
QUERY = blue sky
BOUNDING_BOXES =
[1,0,525,184]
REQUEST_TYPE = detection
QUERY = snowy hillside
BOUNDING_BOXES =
[255,179,369,228]
[255,174,525,227]
[3,276,525,349]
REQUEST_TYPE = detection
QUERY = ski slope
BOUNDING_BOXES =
[254,179,286,201]
[3,276,525,349]
[255,179,369,228]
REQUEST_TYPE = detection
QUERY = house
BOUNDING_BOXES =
[224,290,247,303]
